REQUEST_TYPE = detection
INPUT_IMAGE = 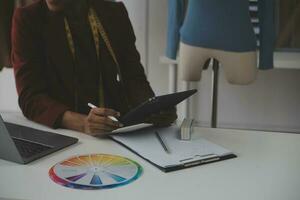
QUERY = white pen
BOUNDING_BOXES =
[87,103,119,122]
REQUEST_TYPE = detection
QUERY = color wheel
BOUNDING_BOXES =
[49,154,142,190]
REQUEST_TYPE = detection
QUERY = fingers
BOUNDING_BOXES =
[88,114,122,128]
[89,108,123,127]
[84,121,116,136]
[83,108,123,136]
[91,108,120,118]
[86,125,116,136]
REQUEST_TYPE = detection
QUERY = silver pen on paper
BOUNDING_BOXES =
[155,131,170,154]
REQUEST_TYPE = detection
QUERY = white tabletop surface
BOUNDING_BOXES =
[0,112,300,200]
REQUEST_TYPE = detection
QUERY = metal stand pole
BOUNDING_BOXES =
[160,56,219,126]
[211,59,219,128]
[168,63,178,93]
[182,81,190,118]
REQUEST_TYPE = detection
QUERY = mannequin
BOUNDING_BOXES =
[166,0,275,84]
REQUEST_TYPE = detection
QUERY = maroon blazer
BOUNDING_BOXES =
[12,0,176,128]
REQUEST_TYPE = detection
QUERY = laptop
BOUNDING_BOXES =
[0,115,78,164]
[119,89,197,126]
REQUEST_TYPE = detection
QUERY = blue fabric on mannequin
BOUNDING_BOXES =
[166,0,275,69]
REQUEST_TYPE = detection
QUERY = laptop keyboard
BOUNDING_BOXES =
[12,138,52,159]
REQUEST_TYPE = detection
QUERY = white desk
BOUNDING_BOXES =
[0,112,300,200]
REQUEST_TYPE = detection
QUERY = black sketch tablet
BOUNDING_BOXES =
[119,89,197,126]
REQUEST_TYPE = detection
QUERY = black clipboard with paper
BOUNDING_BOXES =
[111,126,237,172]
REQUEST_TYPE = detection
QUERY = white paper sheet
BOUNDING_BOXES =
[112,126,233,168]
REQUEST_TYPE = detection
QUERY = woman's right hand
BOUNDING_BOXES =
[83,108,123,136]
[61,109,123,137]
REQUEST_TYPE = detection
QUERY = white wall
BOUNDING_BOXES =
[121,0,148,71]
[187,68,300,133]
[122,0,170,95]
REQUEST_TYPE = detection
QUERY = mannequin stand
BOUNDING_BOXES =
[210,59,219,128]
[160,56,219,128]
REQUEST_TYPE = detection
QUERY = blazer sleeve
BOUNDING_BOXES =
[166,0,186,59]
[258,0,275,69]
[11,8,70,128]
[0,0,14,68]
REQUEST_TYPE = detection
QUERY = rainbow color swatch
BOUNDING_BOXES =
[49,154,142,190]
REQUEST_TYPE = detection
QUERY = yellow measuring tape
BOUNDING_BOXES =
[64,8,120,108]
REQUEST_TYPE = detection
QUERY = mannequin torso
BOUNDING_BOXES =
[179,43,257,84]
[166,0,275,84]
